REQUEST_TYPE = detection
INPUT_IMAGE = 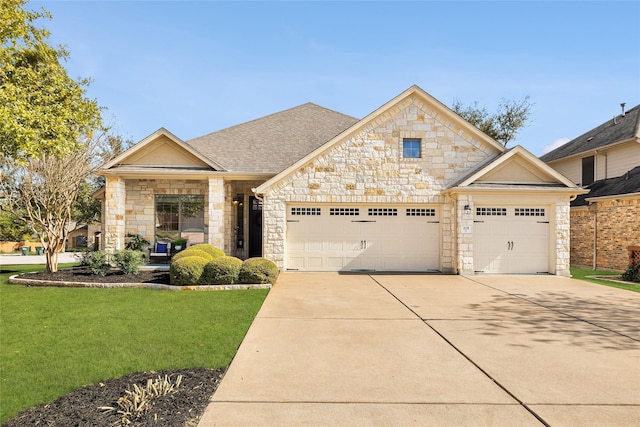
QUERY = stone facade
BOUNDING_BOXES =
[263,96,498,272]
[570,198,640,271]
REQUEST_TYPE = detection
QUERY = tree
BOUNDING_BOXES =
[0,0,102,159]
[451,96,532,146]
[0,210,30,241]
[0,133,118,272]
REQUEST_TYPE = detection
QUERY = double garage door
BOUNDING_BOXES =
[473,206,550,274]
[286,205,440,272]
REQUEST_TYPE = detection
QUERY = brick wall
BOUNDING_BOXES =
[570,198,640,271]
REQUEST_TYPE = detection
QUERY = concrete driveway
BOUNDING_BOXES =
[198,273,640,426]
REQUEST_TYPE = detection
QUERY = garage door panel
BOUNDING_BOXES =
[473,206,549,274]
[286,205,440,272]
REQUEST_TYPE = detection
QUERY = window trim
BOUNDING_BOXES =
[402,138,422,159]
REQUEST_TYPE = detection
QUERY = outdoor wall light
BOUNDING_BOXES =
[464,204,471,213]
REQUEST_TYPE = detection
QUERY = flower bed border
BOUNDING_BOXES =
[8,274,271,290]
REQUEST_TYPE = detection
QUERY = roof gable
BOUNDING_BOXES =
[541,103,640,163]
[455,146,578,189]
[186,103,359,174]
[100,128,223,171]
[256,85,505,194]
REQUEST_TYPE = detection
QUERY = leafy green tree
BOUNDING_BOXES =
[0,210,31,242]
[0,0,102,159]
[452,96,533,146]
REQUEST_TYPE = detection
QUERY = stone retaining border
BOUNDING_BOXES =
[8,275,272,291]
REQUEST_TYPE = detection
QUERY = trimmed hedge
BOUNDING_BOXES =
[238,257,279,285]
[172,249,213,263]
[187,244,224,259]
[170,256,209,285]
[202,256,243,285]
[82,250,110,276]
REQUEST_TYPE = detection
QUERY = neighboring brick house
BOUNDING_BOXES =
[98,85,585,275]
[540,104,640,271]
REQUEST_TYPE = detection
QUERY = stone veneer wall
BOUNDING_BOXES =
[554,197,571,277]
[262,96,498,272]
[571,198,640,271]
[105,178,219,251]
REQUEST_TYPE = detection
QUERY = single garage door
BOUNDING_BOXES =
[473,206,550,274]
[286,205,440,272]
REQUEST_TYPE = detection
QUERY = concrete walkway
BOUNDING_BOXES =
[198,273,640,426]
[0,252,83,266]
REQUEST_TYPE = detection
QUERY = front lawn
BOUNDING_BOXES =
[0,264,268,423]
[571,266,639,293]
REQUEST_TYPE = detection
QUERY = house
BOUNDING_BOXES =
[97,85,586,275]
[540,105,640,271]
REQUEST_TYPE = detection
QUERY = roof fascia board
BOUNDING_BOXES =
[445,186,590,196]
[545,137,640,164]
[458,145,578,188]
[585,191,640,203]
[98,169,272,180]
[100,128,226,171]
[256,85,505,193]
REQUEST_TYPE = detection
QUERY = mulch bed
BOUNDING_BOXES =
[2,368,225,427]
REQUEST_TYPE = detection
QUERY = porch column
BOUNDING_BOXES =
[207,177,225,250]
[104,176,126,252]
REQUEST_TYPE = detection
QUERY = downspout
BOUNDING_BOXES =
[592,203,597,270]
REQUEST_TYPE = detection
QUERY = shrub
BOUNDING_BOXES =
[202,256,243,285]
[170,256,208,285]
[238,258,279,285]
[125,233,150,251]
[113,250,145,275]
[83,250,111,276]
[622,262,640,283]
[187,244,224,259]
[172,249,213,263]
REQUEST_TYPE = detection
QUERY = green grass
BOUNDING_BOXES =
[571,266,639,293]
[0,264,268,423]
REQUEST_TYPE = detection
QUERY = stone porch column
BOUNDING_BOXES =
[207,177,225,249]
[104,177,126,252]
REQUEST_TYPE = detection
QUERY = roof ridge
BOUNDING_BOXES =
[187,103,357,142]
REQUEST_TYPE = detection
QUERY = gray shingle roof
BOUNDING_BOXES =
[540,103,640,163]
[185,103,359,174]
[572,166,640,207]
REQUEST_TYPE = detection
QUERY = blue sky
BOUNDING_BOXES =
[32,1,640,156]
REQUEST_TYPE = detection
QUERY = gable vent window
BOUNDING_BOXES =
[476,207,507,216]
[291,207,321,216]
[369,208,398,216]
[406,208,436,217]
[515,208,545,216]
[330,207,359,216]
[403,138,421,159]
[582,156,595,186]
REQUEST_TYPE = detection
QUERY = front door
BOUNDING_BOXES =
[249,196,263,257]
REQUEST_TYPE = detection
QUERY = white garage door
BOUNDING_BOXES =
[473,206,550,274]
[286,205,440,272]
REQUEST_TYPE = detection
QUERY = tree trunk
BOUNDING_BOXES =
[45,248,58,273]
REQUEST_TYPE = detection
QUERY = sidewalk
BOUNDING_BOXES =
[0,252,83,266]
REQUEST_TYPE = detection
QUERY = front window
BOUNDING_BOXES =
[155,195,205,245]
[403,138,421,158]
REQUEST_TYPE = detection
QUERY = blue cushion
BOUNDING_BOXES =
[156,242,168,253]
